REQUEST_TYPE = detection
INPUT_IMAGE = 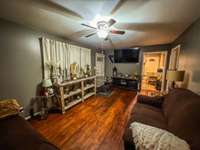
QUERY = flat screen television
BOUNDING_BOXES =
[114,48,140,63]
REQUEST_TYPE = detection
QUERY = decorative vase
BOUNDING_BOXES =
[113,66,117,77]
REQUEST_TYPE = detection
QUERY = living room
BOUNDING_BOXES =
[0,0,200,150]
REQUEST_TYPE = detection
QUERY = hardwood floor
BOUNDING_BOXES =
[30,89,137,150]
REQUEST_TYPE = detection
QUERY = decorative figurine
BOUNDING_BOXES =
[113,66,117,77]
[80,67,85,78]
[70,62,78,80]
[92,66,96,75]
[86,64,91,76]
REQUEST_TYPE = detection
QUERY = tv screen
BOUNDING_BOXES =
[114,48,140,63]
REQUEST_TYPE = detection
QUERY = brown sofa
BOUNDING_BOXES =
[123,88,200,150]
[0,115,59,150]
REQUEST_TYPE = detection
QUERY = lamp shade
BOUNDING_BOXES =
[42,79,52,87]
[166,70,185,81]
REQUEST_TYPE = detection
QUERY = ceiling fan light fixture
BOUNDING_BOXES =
[90,14,110,27]
[97,30,108,38]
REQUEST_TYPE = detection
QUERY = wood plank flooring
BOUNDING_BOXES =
[30,89,137,150]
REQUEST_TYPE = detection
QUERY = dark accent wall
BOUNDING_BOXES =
[172,18,200,93]
[0,19,95,117]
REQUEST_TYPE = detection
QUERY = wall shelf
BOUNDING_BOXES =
[55,76,96,114]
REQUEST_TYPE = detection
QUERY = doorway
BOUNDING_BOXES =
[141,51,168,96]
[95,53,105,87]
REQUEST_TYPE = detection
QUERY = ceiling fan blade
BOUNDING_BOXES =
[110,0,127,15]
[31,0,83,20]
[85,32,96,38]
[81,23,97,30]
[110,30,125,35]
[71,29,94,39]
[108,19,116,27]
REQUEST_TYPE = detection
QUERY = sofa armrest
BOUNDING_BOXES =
[137,95,164,108]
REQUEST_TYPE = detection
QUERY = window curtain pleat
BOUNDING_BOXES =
[80,47,91,72]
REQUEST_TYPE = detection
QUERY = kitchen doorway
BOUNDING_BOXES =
[141,51,168,96]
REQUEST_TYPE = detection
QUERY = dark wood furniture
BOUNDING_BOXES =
[40,94,55,119]
[112,76,139,91]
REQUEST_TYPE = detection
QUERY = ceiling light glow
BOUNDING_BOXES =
[89,14,110,28]
[97,30,108,38]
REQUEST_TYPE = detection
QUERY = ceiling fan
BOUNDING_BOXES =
[81,18,125,39]
[32,0,128,39]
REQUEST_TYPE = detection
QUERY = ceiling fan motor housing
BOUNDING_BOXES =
[97,21,109,31]
[97,21,109,38]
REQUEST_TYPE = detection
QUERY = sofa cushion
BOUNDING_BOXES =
[137,95,164,108]
[132,103,167,129]
[167,93,200,150]
[123,103,167,149]
[162,88,196,118]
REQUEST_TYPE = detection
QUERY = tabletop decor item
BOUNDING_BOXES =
[70,62,78,80]
[86,64,91,77]
[80,67,85,78]
[113,66,117,77]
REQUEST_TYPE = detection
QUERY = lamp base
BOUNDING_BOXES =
[172,81,176,88]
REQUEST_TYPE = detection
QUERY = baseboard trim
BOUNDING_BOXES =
[25,111,41,120]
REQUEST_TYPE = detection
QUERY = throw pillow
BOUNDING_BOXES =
[0,99,21,119]
[130,122,190,150]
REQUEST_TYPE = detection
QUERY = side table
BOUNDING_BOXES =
[40,94,55,120]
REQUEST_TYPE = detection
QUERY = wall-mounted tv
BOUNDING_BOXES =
[114,48,140,63]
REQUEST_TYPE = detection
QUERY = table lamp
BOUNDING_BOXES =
[42,79,52,88]
[42,79,53,96]
[166,70,185,88]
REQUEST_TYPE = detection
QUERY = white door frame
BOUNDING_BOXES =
[95,53,105,77]
[166,45,181,90]
[141,51,168,92]
[95,53,105,87]
[169,45,181,70]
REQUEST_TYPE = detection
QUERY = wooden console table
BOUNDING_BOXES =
[55,76,96,114]
[112,76,139,91]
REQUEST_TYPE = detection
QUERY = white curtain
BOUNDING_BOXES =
[42,37,91,80]
[80,47,91,72]
[69,44,81,75]
[42,38,69,80]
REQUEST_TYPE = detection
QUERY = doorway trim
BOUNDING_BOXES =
[141,51,168,92]
[166,44,181,90]
[169,44,181,70]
